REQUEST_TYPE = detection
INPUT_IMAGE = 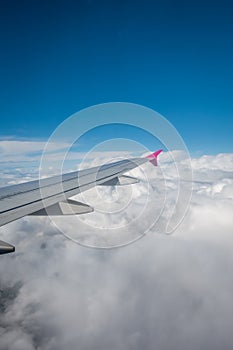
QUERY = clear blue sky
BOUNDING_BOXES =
[0,0,232,154]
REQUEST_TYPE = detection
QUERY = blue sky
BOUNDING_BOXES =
[0,0,233,155]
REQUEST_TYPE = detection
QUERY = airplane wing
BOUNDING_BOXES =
[0,150,162,254]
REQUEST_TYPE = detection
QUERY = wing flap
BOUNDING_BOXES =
[100,175,139,186]
[0,240,15,255]
[30,199,93,216]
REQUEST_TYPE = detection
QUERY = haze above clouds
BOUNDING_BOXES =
[0,151,233,350]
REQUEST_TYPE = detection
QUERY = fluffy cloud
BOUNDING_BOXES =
[0,152,233,350]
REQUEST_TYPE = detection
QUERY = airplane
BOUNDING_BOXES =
[0,150,162,255]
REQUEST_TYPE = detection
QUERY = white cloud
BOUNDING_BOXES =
[0,152,233,350]
[0,140,72,155]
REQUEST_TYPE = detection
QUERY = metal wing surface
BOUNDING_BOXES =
[0,150,162,254]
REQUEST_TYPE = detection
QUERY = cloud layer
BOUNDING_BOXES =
[0,152,233,350]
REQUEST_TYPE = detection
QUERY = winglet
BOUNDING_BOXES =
[146,149,163,166]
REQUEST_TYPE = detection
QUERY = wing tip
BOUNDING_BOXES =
[146,149,163,166]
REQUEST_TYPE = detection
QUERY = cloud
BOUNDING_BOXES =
[0,140,71,156]
[0,152,233,350]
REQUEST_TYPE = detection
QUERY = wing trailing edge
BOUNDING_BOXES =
[30,199,94,216]
[100,175,139,186]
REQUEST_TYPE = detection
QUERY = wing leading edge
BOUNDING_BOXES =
[0,150,162,254]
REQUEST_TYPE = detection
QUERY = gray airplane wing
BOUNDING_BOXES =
[0,150,162,254]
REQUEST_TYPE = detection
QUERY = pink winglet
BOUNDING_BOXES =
[146,149,163,166]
